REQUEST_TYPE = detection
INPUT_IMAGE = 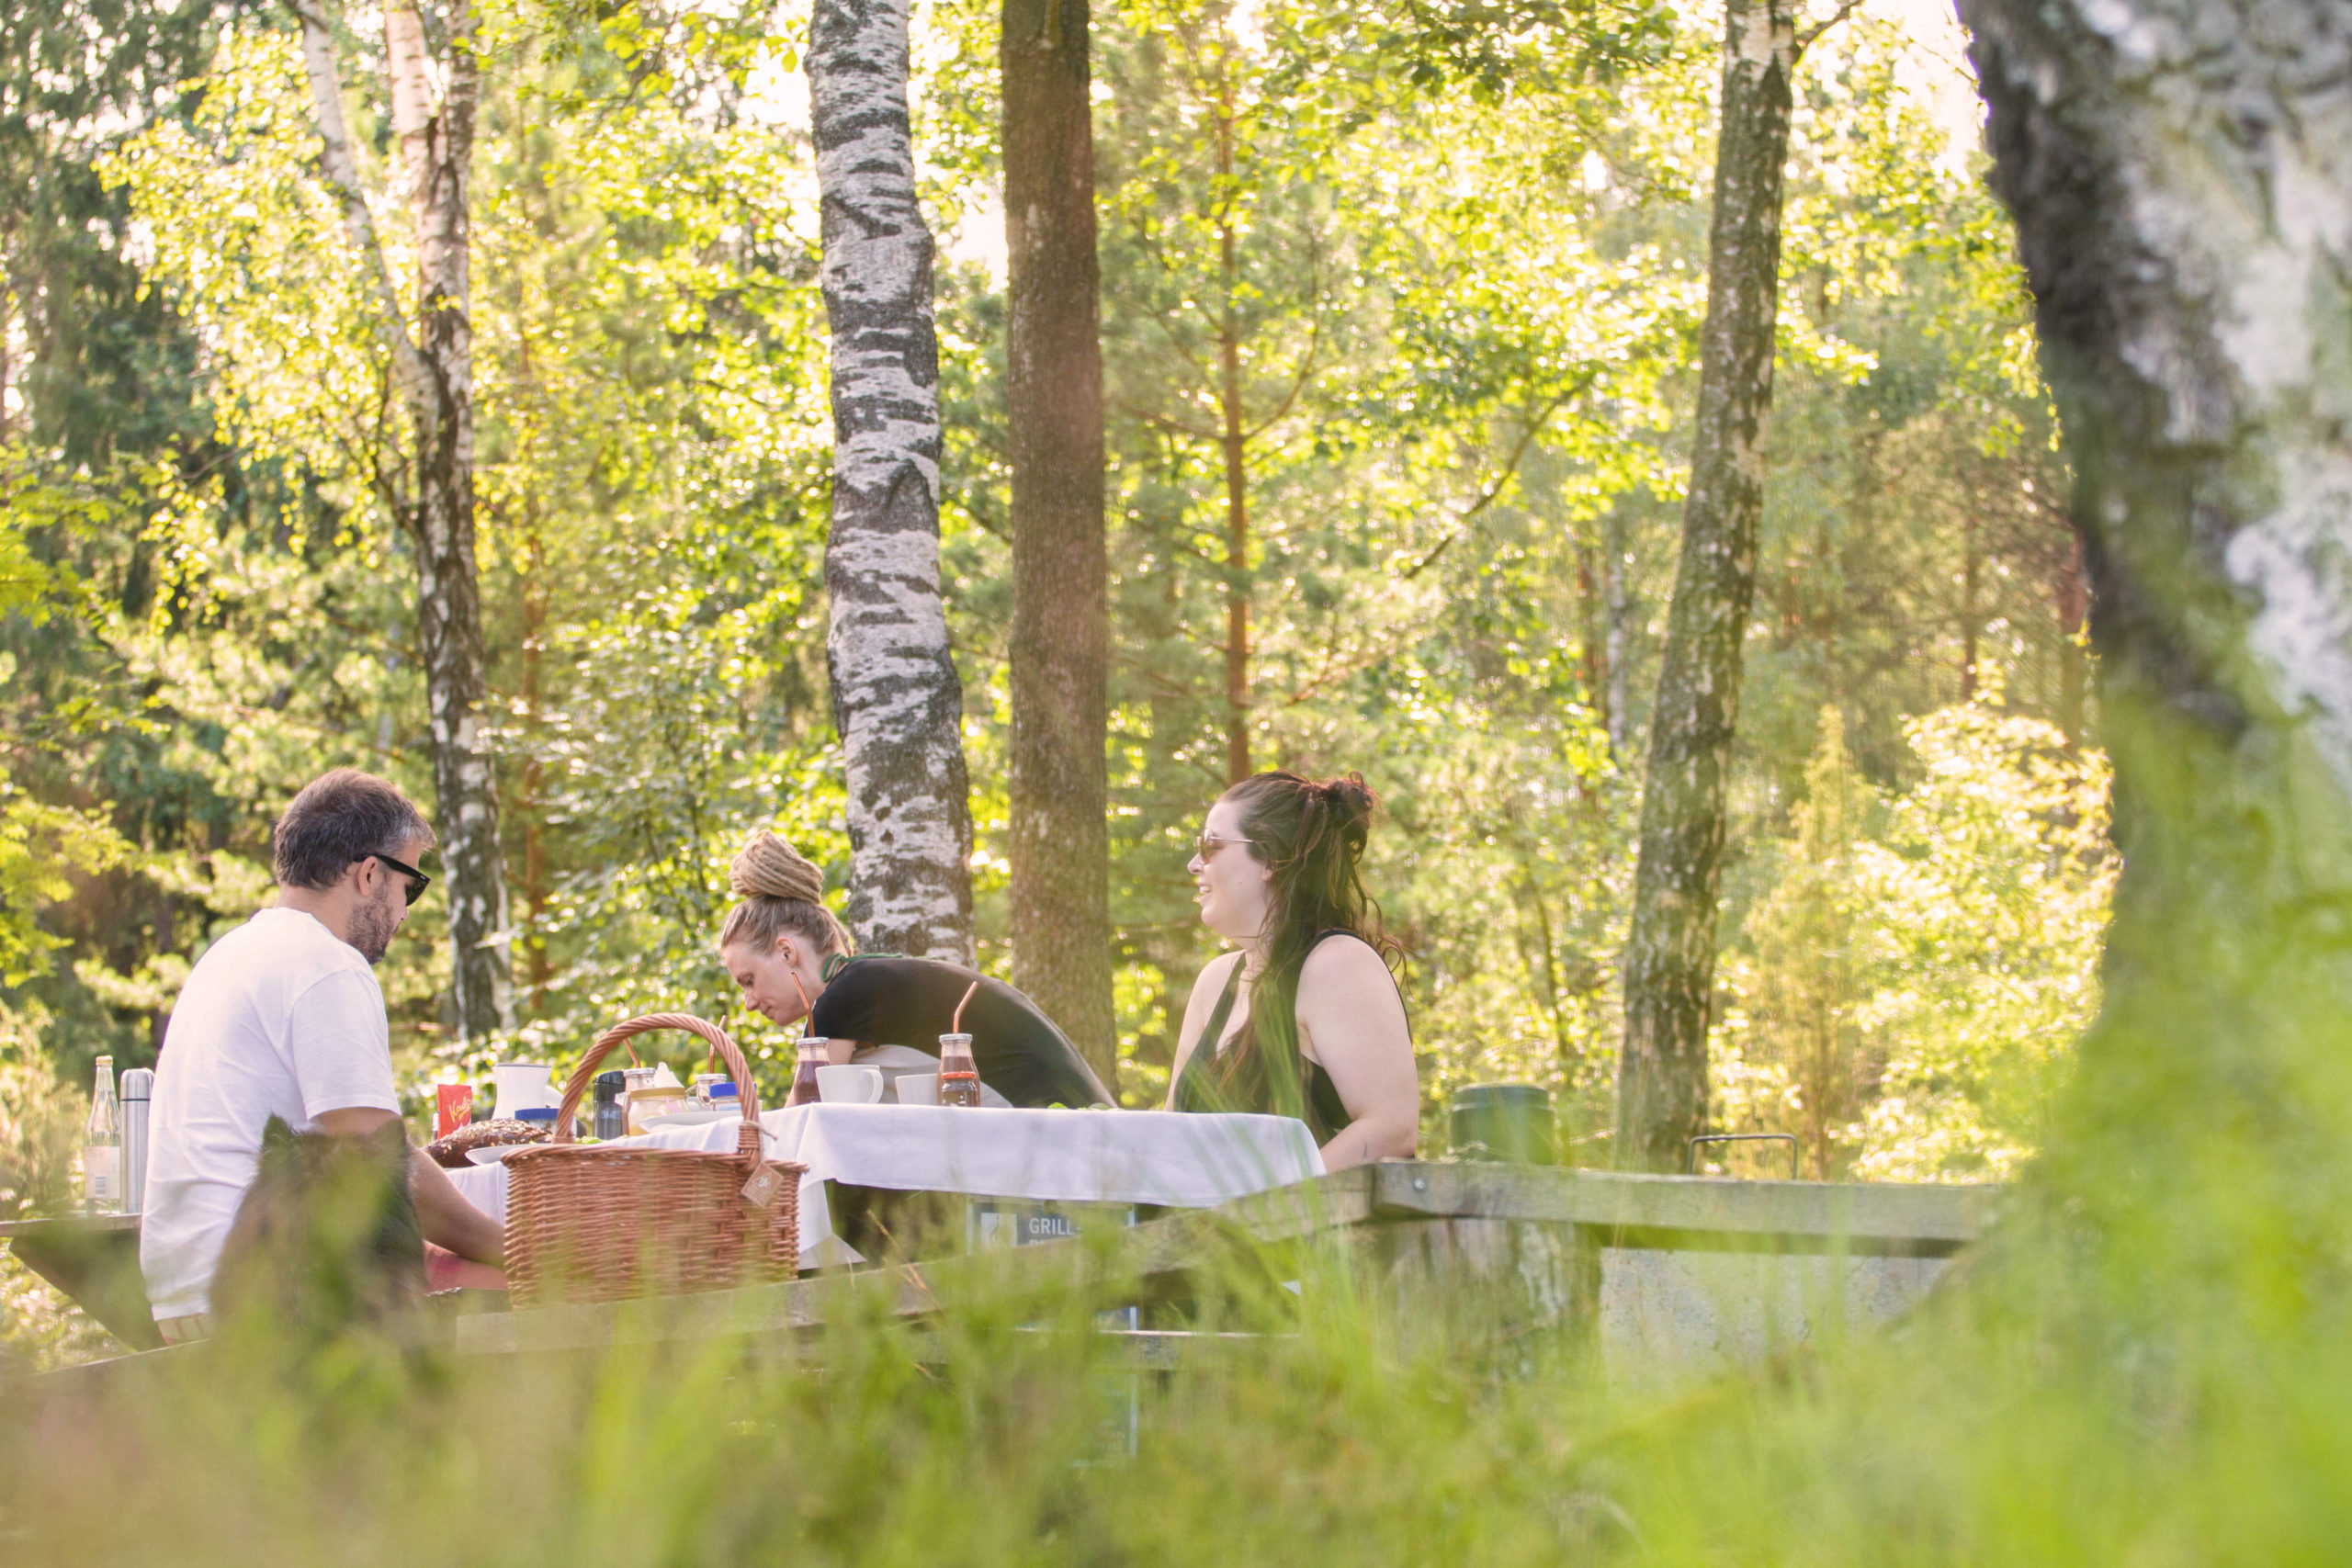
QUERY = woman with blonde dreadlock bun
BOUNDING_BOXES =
[717,829,1112,1109]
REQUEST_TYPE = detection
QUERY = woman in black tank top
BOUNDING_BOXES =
[1166,773,1419,1168]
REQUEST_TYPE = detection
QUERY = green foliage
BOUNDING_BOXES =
[1846,695,2110,1179]
[0,790,129,989]
[7,0,2090,1179]
[1722,705,1871,1179]
[53,0,837,1100]
[1719,686,2112,1180]
[0,456,137,987]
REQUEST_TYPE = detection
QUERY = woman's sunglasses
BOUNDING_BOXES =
[1193,832,1255,862]
[363,851,432,907]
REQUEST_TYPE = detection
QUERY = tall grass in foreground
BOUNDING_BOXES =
[1,1235,1614,1565]
[13,796,2351,1568]
[6,1146,2350,1568]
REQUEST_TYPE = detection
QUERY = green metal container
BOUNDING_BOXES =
[1447,1082,1559,1165]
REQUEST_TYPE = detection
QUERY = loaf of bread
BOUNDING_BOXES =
[424,1118,551,1169]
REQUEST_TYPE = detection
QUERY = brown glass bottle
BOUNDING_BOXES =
[937,1032,981,1108]
[786,1038,828,1108]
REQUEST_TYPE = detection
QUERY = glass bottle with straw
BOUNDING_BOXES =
[786,1035,827,1108]
[939,981,982,1108]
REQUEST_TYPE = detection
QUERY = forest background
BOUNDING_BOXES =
[0,0,2112,1317]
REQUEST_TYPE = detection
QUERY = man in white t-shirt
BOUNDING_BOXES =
[142,768,503,1339]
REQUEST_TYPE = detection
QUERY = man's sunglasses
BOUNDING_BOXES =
[363,851,432,907]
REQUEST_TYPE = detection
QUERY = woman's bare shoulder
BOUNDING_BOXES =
[1192,949,1247,997]
[1298,931,1394,986]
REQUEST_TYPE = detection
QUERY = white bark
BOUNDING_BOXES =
[1957,0,2352,1220]
[1964,0,2352,800]
[289,0,511,1038]
[290,0,431,418]
[808,0,976,962]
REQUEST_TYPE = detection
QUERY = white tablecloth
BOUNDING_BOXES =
[445,1106,1324,1267]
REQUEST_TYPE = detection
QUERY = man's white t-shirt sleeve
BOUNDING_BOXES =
[287,966,400,1122]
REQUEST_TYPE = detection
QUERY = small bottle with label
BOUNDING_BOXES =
[84,1055,120,1214]
[938,1033,981,1108]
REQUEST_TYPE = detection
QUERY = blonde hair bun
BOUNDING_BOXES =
[729,829,826,905]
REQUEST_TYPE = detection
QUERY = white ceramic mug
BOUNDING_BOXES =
[815,1065,885,1105]
[492,1061,554,1121]
[895,1073,940,1106]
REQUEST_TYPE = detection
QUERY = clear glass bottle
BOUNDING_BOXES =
[84,1055,120,1214]
[938,1033,981,1108]
[786,1038,828,1108]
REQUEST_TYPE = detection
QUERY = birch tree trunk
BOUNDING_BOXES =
[294,0,511,1042]
[1003,0,1115,1082]
[1614,0,1797,1171]
[1959,0,2352,1207]
[809,0,976,962]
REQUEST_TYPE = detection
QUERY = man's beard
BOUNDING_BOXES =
[349,890,401,965]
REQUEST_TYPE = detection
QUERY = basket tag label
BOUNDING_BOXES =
[741,1163,785,1207]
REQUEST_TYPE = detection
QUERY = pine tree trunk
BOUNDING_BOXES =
[809,0,976,962]
[299,0,510,1043]
[1214,77,1250,785]
[1605,505,1632,758]
[1614,0,1797,1171]
[1002,0,1116,1085]
[1960,0,2352,1211]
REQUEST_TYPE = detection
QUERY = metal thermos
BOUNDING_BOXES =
[593,1071,628,1142]
[119,1067,154,1214]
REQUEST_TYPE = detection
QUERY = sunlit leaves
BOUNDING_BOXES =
[1719,690,2113,1180]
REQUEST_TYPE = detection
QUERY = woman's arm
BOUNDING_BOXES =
[1295,938,1419,1169]
[1164,953,1245,1110]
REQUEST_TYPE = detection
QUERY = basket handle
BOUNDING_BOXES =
[551,1014,764,1166]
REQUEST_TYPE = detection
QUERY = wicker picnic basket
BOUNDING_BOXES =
[500,1013,802,1308]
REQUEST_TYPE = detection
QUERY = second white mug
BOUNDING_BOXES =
[895,1073,940,1106]
[815,1065,886,1105]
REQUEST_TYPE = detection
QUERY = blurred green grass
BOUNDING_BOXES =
[4,1162,2340,1568]
[12,955,2351,1566]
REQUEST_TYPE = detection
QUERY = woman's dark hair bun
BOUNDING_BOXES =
[1225,769,1379,861]
[1318,773,1375,849]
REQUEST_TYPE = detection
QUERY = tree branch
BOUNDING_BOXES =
[1795,0,1861,56]
[1116,398,1221,444]
[1245,222,1330,440]
[1397,376,1592,582]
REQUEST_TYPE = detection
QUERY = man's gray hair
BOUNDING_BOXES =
[271,769,435,891]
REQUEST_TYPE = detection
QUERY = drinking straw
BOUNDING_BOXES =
[951,979,980,1035]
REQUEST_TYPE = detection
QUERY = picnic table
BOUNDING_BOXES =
[0,1214,160,1350]
[1,1108,1324,1348]
[447,1104,1329,1267]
